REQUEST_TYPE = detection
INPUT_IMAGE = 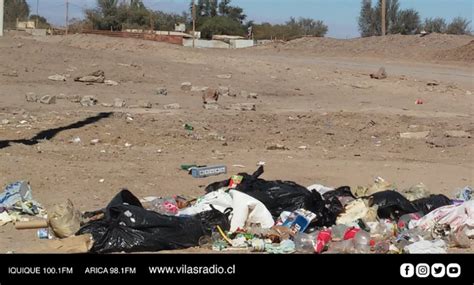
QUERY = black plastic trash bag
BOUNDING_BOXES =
[77,189,231,253]
[307,194,344,230]
[369,190,419,220]
[206,166,342,227]
[323,186,356,206]
[412,194,452,215]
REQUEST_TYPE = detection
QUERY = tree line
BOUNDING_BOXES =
[3,0,50,29]
[358,0,471,37]
[3,0,470,39]
[85,0,328,39]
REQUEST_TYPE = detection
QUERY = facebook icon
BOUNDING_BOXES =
[400,263,415,278]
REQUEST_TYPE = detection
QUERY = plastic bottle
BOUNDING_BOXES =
[330,239,354,253]
[294,231,318,253]
[251,238,265,252]
[331,224,348,241]
[374,240,390,253]
[354,230,371,253]
[448,230,470,249]
[315,230,332,253]
[149,198,179,215]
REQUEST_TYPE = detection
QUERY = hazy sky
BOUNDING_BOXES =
[26,0,473,38]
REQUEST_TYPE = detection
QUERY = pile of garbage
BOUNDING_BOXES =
[1,167,472,254]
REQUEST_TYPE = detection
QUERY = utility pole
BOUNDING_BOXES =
[65,0,69,35]
[381,0,386,36]
[36,0,39,28]
[0,0,3,37]
[192,0,196,48]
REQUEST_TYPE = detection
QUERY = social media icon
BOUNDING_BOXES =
[416,263,430,278]
[400,263,414,278]
[447,263,461,278]
[431,264,445,278]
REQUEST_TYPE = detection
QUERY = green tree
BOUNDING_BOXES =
[387,0,400,33]
[85,0,120,30]
[199,16,245,38]
[29,15,51,29]
[446,17,471,35]
[4,0,30,29]
[358,0,375,37]
[218,0,231,15]
[152,11,187,31]
[209,0,218,17]
[423,17,447,33]
[391,9,420,35]
[297,18,328,37]
[358,0,421,36]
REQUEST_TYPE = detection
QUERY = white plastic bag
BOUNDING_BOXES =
[409,201,474,235]
[179,189,274,232]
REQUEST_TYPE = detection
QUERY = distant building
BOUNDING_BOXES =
[16,20,36,30]
[175,23,186,32]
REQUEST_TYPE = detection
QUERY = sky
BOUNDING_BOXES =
[26,0,473,38]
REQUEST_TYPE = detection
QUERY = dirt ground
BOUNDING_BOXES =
[0,32,473,253]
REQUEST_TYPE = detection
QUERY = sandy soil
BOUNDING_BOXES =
[0,32,472,253]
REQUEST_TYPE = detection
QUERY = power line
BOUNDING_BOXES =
[65,0,69,35]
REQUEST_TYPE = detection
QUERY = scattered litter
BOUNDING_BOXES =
[248,92,258,99]
[80,95,98,107]
[48,200,81,238]
[0,181,45,225]
[444,130,471,138]
[229,103,256,111]
[48,74,66,82]
[217,74,232,79]
[370,67,387,79]
[202,88,219,104]
[267,143,288,150]
[70,137,81,144]
[104,80,118,86]
[25,92,38,102]
[232,164,246,168]
[203,102,219,110]
[181,82,192,91]
[74,70,105,83]
[402,183,430,201]
[405,239,447,254]
[191,165,227,178]
[454,186,472,201]
[192,86,209,92]
[400,131,430,139]
[39,95,56,104]
[164,103,181,110]
[155,87,168,96]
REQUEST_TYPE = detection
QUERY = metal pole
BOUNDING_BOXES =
[0,0,3,37]
[192,0,196,48]
[36,0,39,28]
[381,0,386,36]
[65,0,69,35]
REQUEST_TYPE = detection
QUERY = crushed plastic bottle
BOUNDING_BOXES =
[448,229,470,249]
[331,224,348,241]
[315,230,332,253]
[149,197,179,215]
[354,230,372,253]
[294,231,318,253]
[330,239,355,253]
[374,240,390,253]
